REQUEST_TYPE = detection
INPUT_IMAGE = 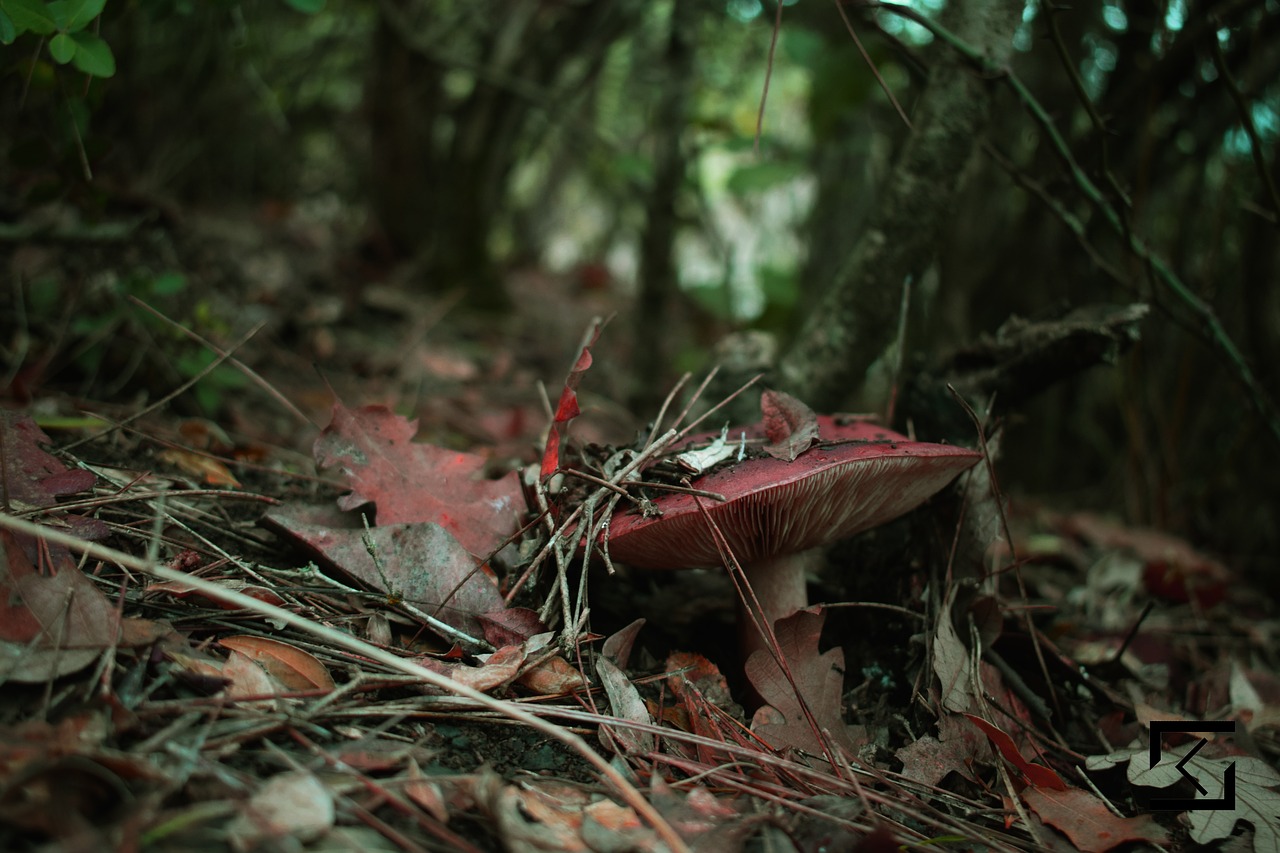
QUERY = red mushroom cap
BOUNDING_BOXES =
[603,416,980,569]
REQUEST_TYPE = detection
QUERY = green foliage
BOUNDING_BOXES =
[37,270,246,415]
[0,0,115,77]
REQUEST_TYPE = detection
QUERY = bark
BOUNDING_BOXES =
[632,0,699,410]
[776,0,1025,411]
[366,0,643,311]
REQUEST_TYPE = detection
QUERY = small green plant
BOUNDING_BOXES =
[0,0,116,77]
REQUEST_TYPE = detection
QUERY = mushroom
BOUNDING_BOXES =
[601,413,981,660]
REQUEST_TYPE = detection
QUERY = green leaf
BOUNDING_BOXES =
[44,0,65,27]
[69,30,114,76]
[48,30,75,63]
[0,9,16,42]
[1,0,58,35]
[61,0,104,31]
[281,0,324,12]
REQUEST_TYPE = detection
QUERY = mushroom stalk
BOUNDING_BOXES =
[739,553,810,664]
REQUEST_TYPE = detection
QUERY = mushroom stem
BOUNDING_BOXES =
[738,553,810,664]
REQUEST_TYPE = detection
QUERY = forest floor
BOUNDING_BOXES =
[1,203,1278,852]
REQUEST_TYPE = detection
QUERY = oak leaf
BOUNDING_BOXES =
[314,403,521,558]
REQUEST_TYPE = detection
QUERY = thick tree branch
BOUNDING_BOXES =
[777,0,1024,410]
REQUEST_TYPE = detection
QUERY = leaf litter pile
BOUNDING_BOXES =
[1,324,1278,853]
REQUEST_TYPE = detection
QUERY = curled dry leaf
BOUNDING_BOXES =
[516,654,586,695]
[147,579,288,610]
[218,634,335,691]
[540,320,602,479]
[223,649,288,704]
[154,447,240,487]
[964,714,1067,791]
[759,389,820,461]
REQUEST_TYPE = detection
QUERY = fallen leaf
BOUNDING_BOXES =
[223,649,289,703]
[1022,786,1167,851]
[0,412,105,539]
[0,530,120,683]
[264,504,505,640]
[747,607,857,757]
[933,584,977,714]
[473,771,589,852]
[405,759,449,822]
[516,654,587,695]
[476,607,548,648]
[314,403,522,557]
[581,799,660,852]
[649,778,750,852]
[540,321,602,479]
[597,621,655,754]
[228,770,334,846]
[965,714,1067,790]
[147,578,288,609]
[218,635,335,691]
[0,412,96,504]
[449,644,527,691]
[154,447,240,487]
[1087,741,1280,851]
[896,711,991,787]
[759,389,819,461]
[601,617,645,669]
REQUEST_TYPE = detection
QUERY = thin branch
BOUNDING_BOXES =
[1210,19,1280,225]
[871,1,1280,445]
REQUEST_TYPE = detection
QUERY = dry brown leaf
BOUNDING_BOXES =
[0,530,120,683]
[516,654,587,695]
[222,649,288,703]
[759,389,819,461]
[218,634,336,691]
[746,607,858,757]
[227,770,334,847]
[154,447,240,487]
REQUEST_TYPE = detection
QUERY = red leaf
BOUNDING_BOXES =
[475,607,548,648]
[539,322,602,479]
[759,389,819,462]
[314,403,521,557]
[964,713,1067,790]
[1022,787,1168,852]
[0,412,106,539]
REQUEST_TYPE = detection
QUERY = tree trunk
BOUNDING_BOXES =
[632,0,699,410]
[777,0,1025,411]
